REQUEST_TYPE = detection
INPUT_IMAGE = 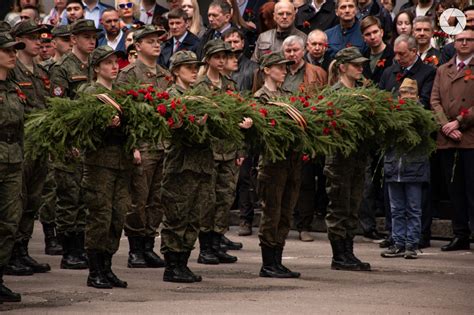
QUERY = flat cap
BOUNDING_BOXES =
[70,19,101,35]
[90,45,124,66]
[170,50,204,69]
[11,20,47,37]
[334,47,368,64]
[133,25,167,42]
[51,25,71,38]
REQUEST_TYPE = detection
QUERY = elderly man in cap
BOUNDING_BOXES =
[324,47,372,271]
[254,52,304,279]
[5,20,52,277]
[0,32,26,304]
[80,45,131,289]
[49,19,102,271]
[117,25,171,270]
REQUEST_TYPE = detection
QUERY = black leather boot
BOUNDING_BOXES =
[103,253,127,288]
[0,267,21,303]
[181,252,201,282]
[221,235,243,250]
[143,237,165,268]
[275,247,300,278]
[4,243,34,276]
[127,236,148,268]
[330,239,359,271]
[17,239,51,273]
[76,231,88,263]
[211,232,237,263]
[86,251,112,289]
[59,232,88,270]
[259,244,293,278]
[42,223,63,255]
[344,237,371,271]
[197,232,219,265]
[163,252,194,283]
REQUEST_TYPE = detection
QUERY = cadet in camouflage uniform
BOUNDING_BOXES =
[0,32,26,303]
[160,51,211,283]
[80,46,132,289]
[117,25,171,269]
[4,20,51,276]
[255,52,302,279]
[38,24,72,256]
[49,19,101,270]
[194,40,244,265]
[324,47,371,271]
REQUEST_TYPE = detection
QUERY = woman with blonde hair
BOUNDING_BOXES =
[115,0,140,29]
[182,0,206,38]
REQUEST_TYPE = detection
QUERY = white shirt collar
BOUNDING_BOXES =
[456,55,473,67]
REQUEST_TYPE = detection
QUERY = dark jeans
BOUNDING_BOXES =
[439,149,474,238]
[238,153,258,224]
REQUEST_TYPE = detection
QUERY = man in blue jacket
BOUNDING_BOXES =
[325,0,366,59]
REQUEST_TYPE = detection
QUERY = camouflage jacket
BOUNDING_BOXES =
[49,52,92,99]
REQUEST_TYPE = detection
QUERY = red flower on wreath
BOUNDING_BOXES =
[330,121,337,128]
[144,92,153,102]
[398,99,406,105]
[127,90,139,98]
[327,101,333,106]
[310,106,317,111]
[323,127,331,135]
[317,95,324,100]
[167,117,175,127]
[259,108,268,117]
[157,91,170,100]
[303,101,310,107]
[188,114,196,123]
[156,104,167,116]
[249,103,257,108]
[290,96,297,102]
[326,109,334,117]
[376,59,386,68]
[270,119,276,127]
[170,99,177,110]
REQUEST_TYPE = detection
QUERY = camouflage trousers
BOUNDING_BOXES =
[200,159,239,234]
[124,150,164,238]
[324,152,367,241]
[258,154,303,248]
[160,170,214,253]
[16,157,48,242]
[0,163,22,266]
[39,165,57,225]
[54,163,86,235]
[82,164,131,254]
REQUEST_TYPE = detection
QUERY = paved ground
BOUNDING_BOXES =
[1,223,473,314]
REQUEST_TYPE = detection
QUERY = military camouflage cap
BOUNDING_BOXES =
[334,47,368,64]
[52,25,71,38]
[170,51,204,70]
[133,25,167,42]
[70,19,101,35]
[90,45,124,66]
[400,78,418,94]
[11,20,48,37]
[0,21,11,33]
[202,39,233,60]
[259,52,294,70]
[0,32,26,50]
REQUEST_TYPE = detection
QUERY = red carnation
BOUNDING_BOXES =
[303,101,310,107]
[303,21,310,28]
[326,109,334,117]
[147,86,155,92]
[302,154,310,161]
[188,114,196,123]
[310,106,317,111]
[249,103,257,108]
[290,96,297,102]
[127,90,139,98]
[323,127,331,135]
[144,92,153,102]
[330,121,337,128]
[156,104,167,116]
[318,95,324,100]
[270,119,276,127]
[398,99,405,105]
[171,99,177,110]
[167,117,175,127]
[327,101,333,106]
[259,108,268,117]
[460,107,470,118]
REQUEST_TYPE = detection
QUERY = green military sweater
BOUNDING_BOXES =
[0,80,25,164]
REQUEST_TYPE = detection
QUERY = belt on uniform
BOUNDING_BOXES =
[0,132,21,144]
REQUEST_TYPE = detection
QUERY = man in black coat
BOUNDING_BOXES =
[305,29,331,71]
[158,8,199,68]
[295,0,338,33]
[379,34,436,108]
[379,34,436,249]
[361,16,394,84]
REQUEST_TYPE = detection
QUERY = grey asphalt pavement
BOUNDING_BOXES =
[1,223,473,314]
